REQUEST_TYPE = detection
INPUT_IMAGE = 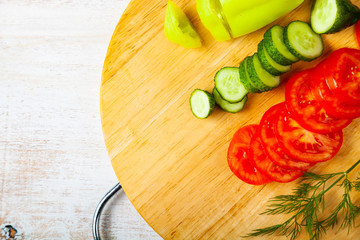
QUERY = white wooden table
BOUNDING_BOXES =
[0,1,161,239]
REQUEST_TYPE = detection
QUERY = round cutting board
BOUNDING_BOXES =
[100,0,360,239]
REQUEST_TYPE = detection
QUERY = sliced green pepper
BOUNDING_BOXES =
[197,0,305,41]
[164,0,202,48]
[196,0,231,41]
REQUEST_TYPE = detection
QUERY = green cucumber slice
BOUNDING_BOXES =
[284,21,324,61]
[311,0,360,34]
[257,40,291,76]
[213,87,248,113]
[264,25,299,65]
[190,89,215,119]
[247,53,281,92]
[239,58,261,93]
[214,67,248,103]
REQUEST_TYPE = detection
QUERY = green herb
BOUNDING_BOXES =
[244,159,360,240]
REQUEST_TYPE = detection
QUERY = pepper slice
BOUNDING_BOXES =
[164,0,202,48]
[196,0,231,41]
[222,0,304,38]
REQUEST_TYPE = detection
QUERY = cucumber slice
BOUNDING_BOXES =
[239,58,261,93]
[264,25,299,65]
[214,67,248,103]
[190,89,215,119]
[213,87,248,113]
[244,56,269,92]
[311,0,360,34]
[247,53,281,92]
[284,21,324,61]
[257,40,292,76]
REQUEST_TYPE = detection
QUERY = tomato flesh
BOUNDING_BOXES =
[250,131,305,183]
[312,63,360,119]
[321,48,360,105]
[356,20,360,48]
[259,103,314,170]
[227,125,272,185]
[275,107,343,163]
[285,69,351,133]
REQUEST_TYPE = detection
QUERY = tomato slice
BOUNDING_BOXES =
[275,107,343,163]
[250,131,305,183]
[285,69,351,133]
[259,102,314,170]
[312,63,360,119]
[356,20,360,48]
[227,125,272,185]
[320,48,360,105]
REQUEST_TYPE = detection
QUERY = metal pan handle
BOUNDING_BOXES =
[92,183,122,240]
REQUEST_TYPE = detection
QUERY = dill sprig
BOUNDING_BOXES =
[244,159,360,240]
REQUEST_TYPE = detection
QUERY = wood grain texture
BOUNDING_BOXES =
[101,0,360,239]
[0,1,160,239]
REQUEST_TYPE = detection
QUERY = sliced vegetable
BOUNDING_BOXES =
[275,106,343,163]
[356,20,360,46]
[263,25,299,65]
[190,89,215,119]
[214,67,248,103]
[250,132,305,183]
[196,0,231,41]
[257,40,291,76]
[284,21,324,61]
[227,125,272,185]
[285,69,351,133]
[312,62,360,119]
[259,103,314,170]
[220,0,305,38]
[239,58,261,93]
[164,0,202,48]
[247,53,281,92]
[311,0,360,34]
[197,0,305,41]
[213,88,248,113]
[320,48,360,105]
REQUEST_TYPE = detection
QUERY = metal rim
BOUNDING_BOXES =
[92,183,122,240]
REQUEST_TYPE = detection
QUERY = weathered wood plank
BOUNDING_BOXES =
[0,1,160,239]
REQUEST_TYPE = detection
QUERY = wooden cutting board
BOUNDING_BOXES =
[100,0,360,239]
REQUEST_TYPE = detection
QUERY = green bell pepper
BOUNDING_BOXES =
[164,0,202,48]
[197,0,305,41]
[196,0,231,41]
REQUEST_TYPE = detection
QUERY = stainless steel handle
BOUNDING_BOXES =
[92,183,122,240]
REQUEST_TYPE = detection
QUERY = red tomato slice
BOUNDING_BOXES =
[250,132,304,183]
[320,48,360,105]
[275,107,343,163]
[227,124,272,185]
[285,69,351,133]
[356,20,360,48]
[312,63,360,119]
[259,102,314,170]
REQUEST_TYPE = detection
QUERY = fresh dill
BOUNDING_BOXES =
[244,159,360,240]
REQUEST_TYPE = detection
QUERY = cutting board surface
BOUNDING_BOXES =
[100,0,360,239]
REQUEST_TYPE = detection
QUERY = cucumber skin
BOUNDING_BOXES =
[213,87,248,113]
[246,54,273,92]
[311,0,360,34]
[283,21,324,61]
[214,67,248,103]
[257,40,289,75]
[190,89,215,119]
[263,25,298,66]
[239,58,261,93]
